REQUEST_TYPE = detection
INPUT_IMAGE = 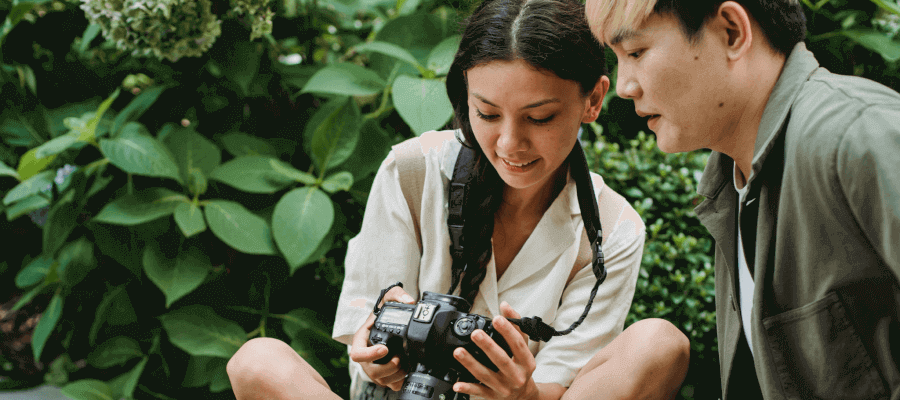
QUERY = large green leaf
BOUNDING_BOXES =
[60,379,114,400]
[426,35,460,76]
[111,86,164,135]
[100,124,182,183]
[93,188,187,225]
[269,158,317,185]
[89,286,135,346]
[209,360,232,393]
[392,75,453,135]
[15,147,55,181]
[32,292,63,360]
[159,305,247,358]
[273,188,335,272]
[0,159,18,179]
[114,356,148,399]
[58,237,96,288]
[15,254,53,288]
[183,356,229,392]
[44,193,78,254]
[307,97,362,173]
[321,171,354,193]
[842,28,900,62]
[5,195,49,221]
[301,63,386,97]
[87,336,143,369]
[33,134,80,159]
[354,42,424,71]
[205,200,277,255]
[174,202,207,238]
[209,155,294,194]
[4,170,52,206]
[162,126,221,179]
[45,99,101,138]
[339,120,391,180]
[369,14,446,78]
[220,132,276,157]
[143,242,210,308]
[89,224,142,275]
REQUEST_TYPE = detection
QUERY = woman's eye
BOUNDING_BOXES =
[475,109,499,121]
[529,115,555,124]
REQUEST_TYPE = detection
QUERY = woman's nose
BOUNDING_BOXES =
[496,120,529,153]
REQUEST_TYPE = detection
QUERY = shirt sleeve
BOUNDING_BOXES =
[836,105,900,279]
[532,195,645,387]
[332,152,423,345]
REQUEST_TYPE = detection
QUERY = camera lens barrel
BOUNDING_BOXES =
[399,369,457,400]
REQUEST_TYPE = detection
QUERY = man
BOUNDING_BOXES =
[584,0,900,398]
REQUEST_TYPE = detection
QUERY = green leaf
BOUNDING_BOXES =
[174,202,207,238]
[183,356,229,391]
[354,42,424,71]
[32,292,63,360]
[3,170,52,205]
[841,29,900,62]
[426,35,460,76]
[44,194,78,254]
[11,283,44,312]
[87,336,143,369]
[77,89,119,142]
[16,147,55,181]
[209,155,294,194]
[339,120,391,180]
[33,134,81,159]
[269,158,317,185]
[89,224,142,275]
[117,356,148,399]
[78,24,101,53]
[281,308,330,339]
[272,188,335,272]
[15,254,53,288]
[58,237,96,288]
[321,171,354,193]
[369,14,446,78]
[93,188,187,226]
[220,132,276,157]
[46,100,101,138]
[5,194,49,221]
[0,159,18,179]
[89,286,126,346]
[205,200,277,255]
[209,360,232,393]
[143,242,210,308]
[111,86,164,136]
[392,75,453,135]
[60,379,114,400]
[308,97,362,173]
[301,63,386,97]
[159,305,247,358]
[223,41,263,96]
[161,126,221,179]
[100,124,182,183]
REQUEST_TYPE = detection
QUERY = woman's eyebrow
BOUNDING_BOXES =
[472,93,560,110]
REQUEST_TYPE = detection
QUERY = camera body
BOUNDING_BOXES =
[368,291,511,400]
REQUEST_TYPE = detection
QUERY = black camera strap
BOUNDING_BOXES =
[447,140,607,342]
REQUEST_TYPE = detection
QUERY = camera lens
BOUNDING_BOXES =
[399,370,455,400]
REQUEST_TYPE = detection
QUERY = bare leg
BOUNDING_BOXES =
[563,318,690,400]
[227,337,343,400]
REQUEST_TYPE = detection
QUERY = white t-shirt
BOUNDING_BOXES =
[734,165,755,356]
[332,130,645,397]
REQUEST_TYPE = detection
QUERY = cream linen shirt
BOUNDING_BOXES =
[332,130,645,396]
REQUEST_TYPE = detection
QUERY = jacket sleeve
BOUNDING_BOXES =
[836,105,900,281]
[331,152,423,345]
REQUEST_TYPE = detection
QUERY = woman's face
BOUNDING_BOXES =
[466,59,607,197]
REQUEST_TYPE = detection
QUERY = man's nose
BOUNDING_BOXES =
[616,67,641,99]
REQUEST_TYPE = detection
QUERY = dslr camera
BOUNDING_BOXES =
[368,291,511,400]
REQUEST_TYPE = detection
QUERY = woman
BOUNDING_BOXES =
[227,0,690,398]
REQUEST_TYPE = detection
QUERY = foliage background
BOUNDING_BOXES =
[0,0,897,399]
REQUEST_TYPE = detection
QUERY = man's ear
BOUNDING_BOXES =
[713,1,754,61]
[582,75,610,123]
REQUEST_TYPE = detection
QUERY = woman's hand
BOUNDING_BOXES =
[348,286,416,392]
[452,302,541,400]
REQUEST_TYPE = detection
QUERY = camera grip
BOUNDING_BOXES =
[368,329,399,365]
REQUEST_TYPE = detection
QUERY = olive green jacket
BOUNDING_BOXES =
[695,43,900,400]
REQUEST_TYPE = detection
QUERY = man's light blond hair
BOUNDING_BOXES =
[585,0,657,46]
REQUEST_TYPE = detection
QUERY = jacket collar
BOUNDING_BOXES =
[697,42,819,199]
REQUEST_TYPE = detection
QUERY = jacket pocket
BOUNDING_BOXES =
[762,291,887,400]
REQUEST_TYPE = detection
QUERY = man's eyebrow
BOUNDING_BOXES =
[472,93,560,110]
[609,28,641,46]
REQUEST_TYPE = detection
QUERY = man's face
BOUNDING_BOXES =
[605,12,737,153]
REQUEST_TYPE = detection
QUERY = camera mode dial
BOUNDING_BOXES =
[454,317,477,337]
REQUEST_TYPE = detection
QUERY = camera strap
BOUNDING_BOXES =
[447,140,607,342]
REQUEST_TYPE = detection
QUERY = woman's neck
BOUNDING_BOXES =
[497,162,568,220]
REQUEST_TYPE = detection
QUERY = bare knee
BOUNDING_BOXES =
[228,338,295,384]
[622,319,690,398]
[228,337,332,400]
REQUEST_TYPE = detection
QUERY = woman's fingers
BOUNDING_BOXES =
[349,314,386,363]
[382,286,415,305]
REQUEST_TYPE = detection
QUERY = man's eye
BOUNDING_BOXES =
[628,49,644,58]
[475,109,499,121]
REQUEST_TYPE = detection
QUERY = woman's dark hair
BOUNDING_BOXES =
[445,0,607,304]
